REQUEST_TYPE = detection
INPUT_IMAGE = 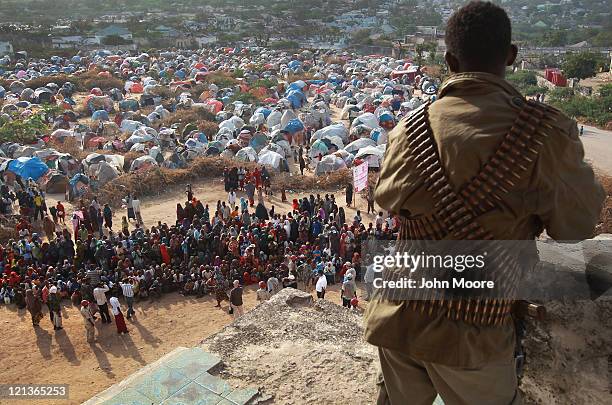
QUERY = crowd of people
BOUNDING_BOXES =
[1,165,397,343]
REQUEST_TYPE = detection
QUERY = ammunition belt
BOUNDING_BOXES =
[396,99,551,326]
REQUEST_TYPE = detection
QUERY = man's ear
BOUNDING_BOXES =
[444,51,459,74]
[507,44,518,66]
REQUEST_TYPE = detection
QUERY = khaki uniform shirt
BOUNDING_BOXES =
[365,72,605,368]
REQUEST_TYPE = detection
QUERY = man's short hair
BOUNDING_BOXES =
[445,1,512,68]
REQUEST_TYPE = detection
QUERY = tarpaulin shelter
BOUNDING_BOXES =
[235,147,258,163]
[8,156,49,180]
[354,145,384,168]
[351,112,379,130]
[258,150,289,172]
[44,173,68,193]
[315,155,346,176]
[130,155,157,171]
[284,118,304,134]
[92,110,110,121]
[249,133,268,153]
[344,138,377,155]
[310,139,329,159]
[68,173,89,201]
[312,123,349,144]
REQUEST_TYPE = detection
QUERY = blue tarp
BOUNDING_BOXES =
[284,119,304,134]
[254,107,271,118]
[92,110,110,121]
[8,157,49,180]
[288,60,301,70]
[286,90,306,109]
[69,173,89,186]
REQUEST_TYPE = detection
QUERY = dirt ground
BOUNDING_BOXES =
[0,280,360,405]
[1,173,372,405]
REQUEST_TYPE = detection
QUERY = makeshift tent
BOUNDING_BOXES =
[95,161,119,184]
[284,118,304,134]
[44,173,68,193]
[258,150,289,172]
[235,147,258,162]
[315,155,346,176]
[130,155,158,171]
[92,110,110,121]
[344,138,377,155]
[249,133,268,152]
[312,123,349,144]
[351,112,378,130]
[354,145,384,168]
[266,110,282,127]
[8,156,49,180]
[68,173,89,201]
[310,139,329,159]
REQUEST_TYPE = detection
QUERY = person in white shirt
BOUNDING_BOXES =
[93,283,111,324]
[228,190,236,207]
[376,212,384,228]
[119,278,135,319]
[109,296,129,334]
[364,263,376,301]
[315,270,327,299]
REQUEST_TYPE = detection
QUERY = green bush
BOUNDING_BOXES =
[550,88,612,126]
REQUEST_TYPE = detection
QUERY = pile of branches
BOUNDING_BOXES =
[94,157,350,209]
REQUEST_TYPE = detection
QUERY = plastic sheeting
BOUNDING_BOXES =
[8,156,49,180]
[315,155,346,176]
[235,146,258,162]
[312,123,349,144]
[344,138,377,155]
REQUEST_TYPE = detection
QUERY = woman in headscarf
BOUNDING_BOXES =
[160,243,171,265]
[109,296,128,335]
[255,203,269,221]
[213,267,229,307]
[43,215,55,240]
[25,288,43,327]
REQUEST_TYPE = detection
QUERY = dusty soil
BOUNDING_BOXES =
[0,281,357,405]
[203,288,378,405]
[521,300,612,405]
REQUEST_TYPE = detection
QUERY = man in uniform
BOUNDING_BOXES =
[365,2,604,404]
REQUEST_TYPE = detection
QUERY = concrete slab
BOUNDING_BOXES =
[83,347,257,405]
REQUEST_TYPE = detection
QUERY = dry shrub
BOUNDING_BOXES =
[160,109,216,132]
[188,83,209,100]
[596,172,612,235]
[48,137,87,161]
[198,121,219,138]
[94,157,350,209]
[423,64,444,79]
[323,56,347,66]
[23,74,75,90]
[204,72,239,88]
[270,169,352,192]
[77,72,124,91]
[287,72,317,82]
[95,157,248,207]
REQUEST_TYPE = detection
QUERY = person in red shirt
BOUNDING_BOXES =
[56,202,66,224]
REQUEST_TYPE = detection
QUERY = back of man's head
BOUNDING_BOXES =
[445,1,512,73]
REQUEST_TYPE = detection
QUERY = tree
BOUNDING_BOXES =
[562,52,605,79]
